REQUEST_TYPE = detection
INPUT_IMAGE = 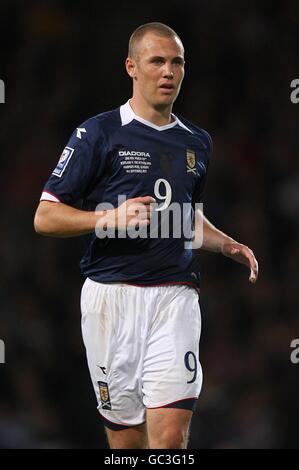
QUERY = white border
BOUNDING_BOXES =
[40,191,61,203]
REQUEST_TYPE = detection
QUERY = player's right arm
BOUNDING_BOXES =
[34,197,155,238]
[34,201,104,237]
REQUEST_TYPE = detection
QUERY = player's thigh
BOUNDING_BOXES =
[105,422,148,449]
[143,286,202,409]
[81,280,147,428]
[146,407,193,449]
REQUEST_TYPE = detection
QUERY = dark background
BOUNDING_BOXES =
[0,0,298,448]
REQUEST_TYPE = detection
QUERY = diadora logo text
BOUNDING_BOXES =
[119,151,151,157]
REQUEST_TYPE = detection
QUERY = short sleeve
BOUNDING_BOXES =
[41,117,107,205]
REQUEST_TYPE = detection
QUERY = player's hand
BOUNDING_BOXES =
[108,196,156,229]
[221,242,259,284]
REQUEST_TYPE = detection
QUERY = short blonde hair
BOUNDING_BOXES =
[128,22,184,60]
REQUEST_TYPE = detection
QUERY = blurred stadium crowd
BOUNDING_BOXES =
[0,0,298,448]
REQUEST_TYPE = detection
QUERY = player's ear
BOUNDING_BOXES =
[125,57,137,79]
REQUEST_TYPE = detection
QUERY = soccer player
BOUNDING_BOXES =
[34,22,258,449]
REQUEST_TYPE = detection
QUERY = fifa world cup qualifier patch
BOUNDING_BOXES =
[98,381,112,410]
[186,149,196,174]
[52,147,74,177]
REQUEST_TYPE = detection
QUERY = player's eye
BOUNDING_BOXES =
[173,58,184,65]
[152,58,164,65]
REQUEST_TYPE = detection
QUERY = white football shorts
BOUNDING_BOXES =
[81,278,203,430]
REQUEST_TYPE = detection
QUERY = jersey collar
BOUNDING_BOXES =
[120,100,193,133]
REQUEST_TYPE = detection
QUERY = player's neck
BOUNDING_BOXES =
[129,97,174,127]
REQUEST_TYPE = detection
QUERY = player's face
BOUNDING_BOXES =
[133,33,185,109]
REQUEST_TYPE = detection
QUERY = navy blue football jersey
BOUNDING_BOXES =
[41,101,212,287]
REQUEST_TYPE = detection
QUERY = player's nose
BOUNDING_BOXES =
[162,65,174,79]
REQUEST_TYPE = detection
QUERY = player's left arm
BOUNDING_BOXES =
[194,209,259,284]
